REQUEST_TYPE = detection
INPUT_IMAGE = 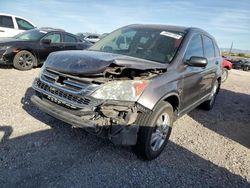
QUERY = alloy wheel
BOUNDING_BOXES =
[150,112,170,151]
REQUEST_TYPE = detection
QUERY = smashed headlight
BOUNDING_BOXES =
[91,80,149,101]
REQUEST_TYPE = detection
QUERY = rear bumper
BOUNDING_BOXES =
[31,95,96,128]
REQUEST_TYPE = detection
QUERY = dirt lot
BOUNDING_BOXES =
[0,67,249,187]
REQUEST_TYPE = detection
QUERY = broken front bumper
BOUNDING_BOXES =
[32,77,143,127]
[0,50,13,65]
[31,94,140,145]
[0,56,8,65]
[31,94,139,128]
[31,95,97,128]
[31,78,151,145]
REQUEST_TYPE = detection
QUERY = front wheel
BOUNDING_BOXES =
[13,50,37,70]
[133,101,173,160]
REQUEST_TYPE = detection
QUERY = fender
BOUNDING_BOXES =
[137,71,181,110]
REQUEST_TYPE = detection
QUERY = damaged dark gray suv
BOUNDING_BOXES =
[31,24,222,160]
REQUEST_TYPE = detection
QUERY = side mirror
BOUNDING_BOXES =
[187,56,208,67]
[41,38,51,45]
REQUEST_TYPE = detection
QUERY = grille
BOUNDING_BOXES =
[41,68,96,93]
[34,79,100,108]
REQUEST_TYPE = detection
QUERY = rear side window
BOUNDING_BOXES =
[16,18,34,30]
[184,34,203,61]
[44,33,61,43]
[0,15,14,28]
[214,43,220,57]
[64,34,77,42]
[203,35,215,58]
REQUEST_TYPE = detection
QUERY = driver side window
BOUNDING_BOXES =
[102,30,136,51]
[184,34,204,61]
[44,33,61,43]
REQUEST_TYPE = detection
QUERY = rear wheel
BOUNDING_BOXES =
[13,50,36,70]
[133,101,173,160]
[200,80,219,110]
[221,68,228,82]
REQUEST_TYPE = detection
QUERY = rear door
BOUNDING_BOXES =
[62,33,80,50]
[39,32,63,62]
[200,35,218,97]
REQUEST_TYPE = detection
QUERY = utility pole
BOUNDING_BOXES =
[229,42,233,55]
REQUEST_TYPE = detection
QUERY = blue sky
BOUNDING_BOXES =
[0,0,250,50]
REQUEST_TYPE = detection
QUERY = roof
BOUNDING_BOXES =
[125,24,209,35]
[39,27,65,32]
[125,24,189,32]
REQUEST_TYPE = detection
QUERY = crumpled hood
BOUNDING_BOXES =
[44,50,167,76]
[0,38,18,45]
[0,38,32,45]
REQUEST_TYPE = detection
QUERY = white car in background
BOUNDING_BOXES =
[84,34,100,43]
[76,33,100,43]
[0,13,36,38]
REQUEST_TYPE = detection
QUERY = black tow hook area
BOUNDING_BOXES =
[109,125,139,146]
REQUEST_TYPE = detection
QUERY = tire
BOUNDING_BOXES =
[200,80,219,111]
[133,101,173,160]
[221,68,228,83]
[13,50,37,70]
[243,66,249,71]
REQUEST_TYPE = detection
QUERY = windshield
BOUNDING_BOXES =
[14,30,46,41]
[89,27,185,64]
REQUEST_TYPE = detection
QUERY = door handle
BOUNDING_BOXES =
[215,61,219,65]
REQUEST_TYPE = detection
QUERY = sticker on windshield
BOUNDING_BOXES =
[160,31,182,39]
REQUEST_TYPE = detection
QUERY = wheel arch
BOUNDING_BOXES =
[14,49,39,66]
[163,94,180,113]
[216,77,221,94]
[147,92,180,118]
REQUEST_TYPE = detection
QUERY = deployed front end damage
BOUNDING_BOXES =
[31,92,142,145]
[31,50,165,145]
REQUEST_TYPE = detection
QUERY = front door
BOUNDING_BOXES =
[180,34,205,110]
[39,32,63,62]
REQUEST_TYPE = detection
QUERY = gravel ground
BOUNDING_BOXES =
[0,67,249,188]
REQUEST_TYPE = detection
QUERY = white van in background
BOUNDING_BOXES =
[0,13,36,38]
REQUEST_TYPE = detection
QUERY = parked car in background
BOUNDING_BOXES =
[230,58,250,71]
[221,58,232,82]
[31,24,222,160]
[231,59,245,69]
[0,13,35,37]
[84,34,100,43]
[76,33,100,43]
[242,60,250,71]
[0,28,91,70]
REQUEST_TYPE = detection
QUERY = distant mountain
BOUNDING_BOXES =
[220,48,250,54]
